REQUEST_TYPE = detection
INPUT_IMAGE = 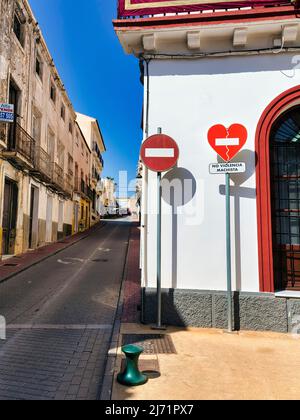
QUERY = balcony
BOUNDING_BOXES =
[74,176,80,194]
[33,146,52,182]
[92,142,104,169]
[51,162,64,191]
[1,122,35,168]
[64,174,73,198]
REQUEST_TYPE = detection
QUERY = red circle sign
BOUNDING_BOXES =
[141,134,179,172]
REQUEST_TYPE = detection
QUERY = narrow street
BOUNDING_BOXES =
[0,220,131,400]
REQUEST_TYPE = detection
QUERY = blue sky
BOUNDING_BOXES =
[30,0,142,191]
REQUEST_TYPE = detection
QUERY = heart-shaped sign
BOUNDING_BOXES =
[208,124,248,162]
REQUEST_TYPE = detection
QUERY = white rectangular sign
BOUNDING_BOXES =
[145,148,175,158]
[0,103,14,123]
[209,162,246,174]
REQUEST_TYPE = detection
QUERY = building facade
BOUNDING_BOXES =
[115,0,300,332]
[73,123,92,233]
[76,113,106,226]
[0,0,104,258]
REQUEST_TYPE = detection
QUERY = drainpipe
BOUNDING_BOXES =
[140,57,151,324]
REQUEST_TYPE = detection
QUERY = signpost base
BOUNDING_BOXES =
[151,325,167,331]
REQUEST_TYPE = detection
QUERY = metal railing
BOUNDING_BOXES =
[7,122,35,164]
[51,162,64,190]
[74,176,80,193]
[81,179,87,196]
[64,174,73,197]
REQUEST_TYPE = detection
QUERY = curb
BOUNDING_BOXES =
[0,222,107,285]
[99,225,132,400]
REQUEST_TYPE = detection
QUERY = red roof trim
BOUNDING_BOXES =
[118,0,292,18]
[113,5,300,30]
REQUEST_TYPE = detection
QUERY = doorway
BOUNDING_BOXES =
[29,186,39,249]
[270,106,300,291]
[46,195,53,243]
[2,178,18,255]
[8,80,20,149]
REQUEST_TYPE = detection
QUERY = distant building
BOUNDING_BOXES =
[76,113,106,225]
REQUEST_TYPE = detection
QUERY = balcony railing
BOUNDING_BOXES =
[51,162,64,191]
[93,142,104,168]
[87,186,94,201]
[34,146,52,181]
[2,122,35,166]
[64,174,73,197]
[81,179,87,196]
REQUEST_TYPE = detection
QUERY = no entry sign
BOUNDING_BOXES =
[208,124,248,162]
[141,134,179,172]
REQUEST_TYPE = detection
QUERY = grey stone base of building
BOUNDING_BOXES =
[142,288,300,333]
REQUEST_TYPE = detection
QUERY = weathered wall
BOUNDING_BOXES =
[0,0,80,256]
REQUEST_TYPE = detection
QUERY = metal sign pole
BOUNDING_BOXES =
[156,170,162,329]
[155,127,164,330]
[141,128,179,331]
[226,172,233,332]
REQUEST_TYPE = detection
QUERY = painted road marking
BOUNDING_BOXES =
[145,148,175,158]
[215,138,240,146]
[6,324,112,330]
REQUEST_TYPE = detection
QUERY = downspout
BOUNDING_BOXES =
[140,57,151,323]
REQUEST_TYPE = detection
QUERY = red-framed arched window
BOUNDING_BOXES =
[256,85,300,293]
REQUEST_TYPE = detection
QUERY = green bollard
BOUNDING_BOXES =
[117,344,148,387]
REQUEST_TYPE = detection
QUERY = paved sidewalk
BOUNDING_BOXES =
[121,225,141,324]
[0,223,104,284]
[110,224,300,401]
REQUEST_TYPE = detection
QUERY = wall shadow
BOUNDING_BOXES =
[218,150,257,329]
[161,168,197,289]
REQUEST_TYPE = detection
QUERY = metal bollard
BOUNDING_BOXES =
[117,344,148,387]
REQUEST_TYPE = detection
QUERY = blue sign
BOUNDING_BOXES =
[0,104,14,123]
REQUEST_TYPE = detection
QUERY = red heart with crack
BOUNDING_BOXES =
[208,124,248,162]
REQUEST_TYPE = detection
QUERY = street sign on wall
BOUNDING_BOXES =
[141,134,179,173]
[208,124,248,162]
[0,104,14,123]
[209,162,246,174]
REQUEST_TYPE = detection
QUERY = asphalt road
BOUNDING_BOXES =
[0,220,131,400]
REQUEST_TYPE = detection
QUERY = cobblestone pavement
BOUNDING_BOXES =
[0,221,131,400]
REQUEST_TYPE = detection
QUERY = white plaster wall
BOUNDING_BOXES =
[145,52,300,293]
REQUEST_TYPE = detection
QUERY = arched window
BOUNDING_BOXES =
[270,106,300,291]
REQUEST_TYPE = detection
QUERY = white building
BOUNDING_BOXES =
[115,0,300,332]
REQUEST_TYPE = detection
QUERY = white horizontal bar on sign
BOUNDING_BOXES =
[145,148,175,158]
[215,138,240,146]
